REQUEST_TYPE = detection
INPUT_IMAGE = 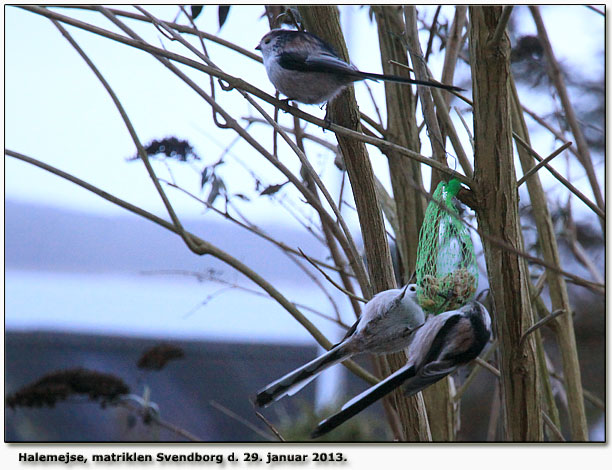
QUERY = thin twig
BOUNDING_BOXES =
[404,6,448,188]
[299,249,368,304]
[20,6,472,187]
[453,339,498,402]
[54,5,264,62]
[453,106,474,151]
[363,81,384,128]
[133,6,367,296]
[49,16,199,254]
[486,381,501,441]
[521,104,579,158]
[532,271,548,300]
[582,388,605,411]
[5,149,379,387]
[243,95,367,290]
[530,6,604,218]
[542,411,566,442]
[424,5,442,62]
[160,178,345,319]
[209,400,273,441]
[474,357,500,378]
[513,133,604,220]
[404,170,605,294]
[388,59,415,73]
[359,112,386,137]
[441,6,468,106]
[118,398,201,442]
[517,141,572,187]
[585,5,605,16]
[92,5,370,294]
[568,238,604,285]
[292,112,360,321]
[519,309,566,350]
[547,369,605,411]
[254,411,286,442]
[146,268,347,327]
[564,200,604,285]
[488,6,514,48]
[243,117,340,154]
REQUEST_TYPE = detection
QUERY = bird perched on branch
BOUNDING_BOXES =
[311,300,491,438]
[256,29,463,105]
[253,284,425,408]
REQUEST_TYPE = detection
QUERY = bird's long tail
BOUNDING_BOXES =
[311,363,416,438]
[357,71,464,92]
[254,345,350,408]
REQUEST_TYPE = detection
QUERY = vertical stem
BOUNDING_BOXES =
[372,5,426,282]
[400,6,456,441]
[298,5,431,441]
[469,6,542,441]
[509,75,588,441]
[293,114,362,317]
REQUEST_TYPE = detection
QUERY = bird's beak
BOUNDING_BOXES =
[255,43,261,51]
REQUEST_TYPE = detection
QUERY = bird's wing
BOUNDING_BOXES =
[276,51,311,72]
[278,50,359,77]
[254,343,350,408]
[399,359,457,398]
[311,363,415,438]
[305,52,359,75]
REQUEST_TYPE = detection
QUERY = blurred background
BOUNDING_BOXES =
[4,5,605,441]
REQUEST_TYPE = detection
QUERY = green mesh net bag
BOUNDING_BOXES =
[416,178,478,314]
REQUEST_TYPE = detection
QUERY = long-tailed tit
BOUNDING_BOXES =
[256,29,463,105]
[254,284,425,407]
[311,300,491,438]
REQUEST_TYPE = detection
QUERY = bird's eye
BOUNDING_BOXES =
[264,38,271,44]
[408,285,417,292]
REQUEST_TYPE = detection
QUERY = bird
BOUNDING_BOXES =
[253,284,426,408]
[255,28,464,105]
[311,300,491,438]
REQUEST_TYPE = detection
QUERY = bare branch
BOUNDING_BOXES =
[517,141,572,187]
[209,400,273,441]
[519,309,566,350]
[474,357,501,378]
[299,249,368,304]
[90,5,371,294]
[56,5,263,62]
[530,6,604,218]
[585,5,605,16]
[19,6,472,187]
[254,411,285,442]
[453,339,498,402]
[49,17,200,254]
[513,133,604,220]
[542,412,566,442]
[488,6,514,48]
[5,149,379,387]
[118,398,202,442]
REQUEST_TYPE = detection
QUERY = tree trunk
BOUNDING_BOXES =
[298,5,431,441]
[469,6,543,441]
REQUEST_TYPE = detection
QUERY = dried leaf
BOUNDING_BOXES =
[137,344,185,371]
[190,5,203,20]
[260,182,287,196]
[200,167,210,190]
[218,6,230,30]
[6,368,129,408]
[207,176,226,205]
